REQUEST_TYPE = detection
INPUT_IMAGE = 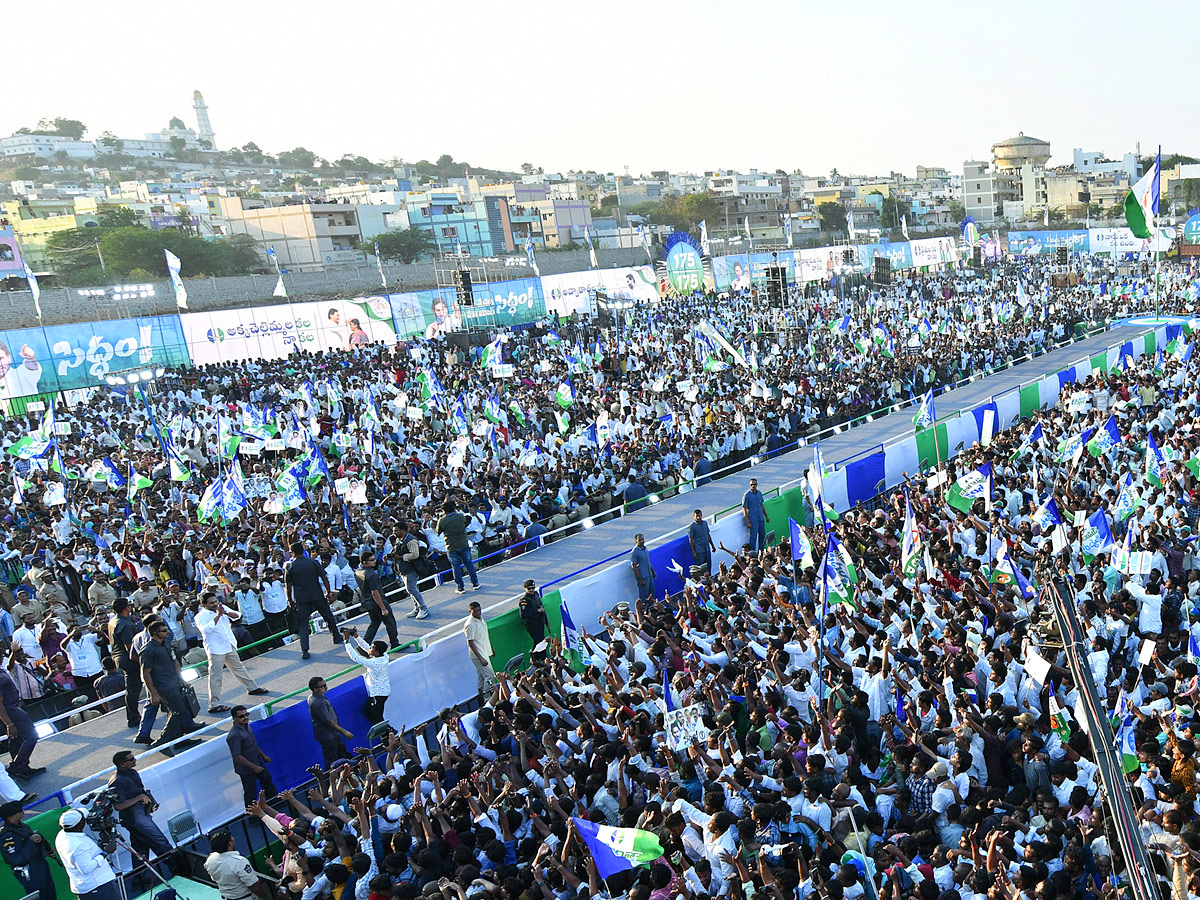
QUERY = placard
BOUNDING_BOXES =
[406,406,424,420]
[335,477,351,496]
[664,704,708,752]
[265,439,285,451]
[1073,510,1087,528]
[493,364,514,378]
[25,401,45,413]
[241,442,262,455]
[1068,394,1089,414]
[54,422,71,435]
[676,379,693,393]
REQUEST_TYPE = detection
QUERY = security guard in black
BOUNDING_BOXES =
[0,799,57,900]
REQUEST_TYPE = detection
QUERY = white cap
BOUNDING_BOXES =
[60,808,84,828]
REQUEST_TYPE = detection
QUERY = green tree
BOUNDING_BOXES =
[599,195,619,209]
[12,165,40,180]
[880,195,911,229]
[818,202,848,234]
[948,201,966,223]
[520,162,535,175]
[361,228,435,264]
[168,136,187,157]
[228,147,245,163]
[241,142,264,163]
[278,147,317,169]
[98,206,140,228]
[37,117,86,139]
[829,168,840,183]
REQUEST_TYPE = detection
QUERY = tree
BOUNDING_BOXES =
[948,201,966,223]
[520,162,535,175]
[1048,207,1067,225]
[228,147,245,163]
[168,136,187,157]
[880,195,911,230]
[168,116,186,130]
[37,117,86,139]
[98,206,140,228]
[241,142,264,163]
[12,165,40,180]
[198,139,212,150]
[818,202,848,234]
[278,146,317,169]
[600,195,619,209]
[362,228,435,264]
[829,168,840,183]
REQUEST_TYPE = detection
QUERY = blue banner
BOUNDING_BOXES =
[0,315,190,400]
[388,276,548,339]
[854,241,913,271]
[1007,230,1089,255]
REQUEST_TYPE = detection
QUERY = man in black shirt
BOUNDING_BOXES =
[354,552,398,648]
[108,598,141,728]
[140,621,200,753]
[307,676,352,767]
[0,668,40,779]
[108,750,172,861]
[284,542,341,660]
[226,705,274,808]
[0,799,55,900]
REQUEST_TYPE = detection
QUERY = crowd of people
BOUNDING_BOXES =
[0,253,1197,900]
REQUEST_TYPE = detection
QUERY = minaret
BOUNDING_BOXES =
[193,90,216,150]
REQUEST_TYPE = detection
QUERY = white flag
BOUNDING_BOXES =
[273,275,288,298]
[699,220,710,256]
[24,263,41,321]
[847,210,857,240]
[901,216,909,241]
[164,248,188,309]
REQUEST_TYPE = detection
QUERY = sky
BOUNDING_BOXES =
[6,0,1194,179]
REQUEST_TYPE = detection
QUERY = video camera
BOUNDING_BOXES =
[77,786,123,844]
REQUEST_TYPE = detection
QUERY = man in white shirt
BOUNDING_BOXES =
[195,593,269,714]
[56,807,119,900]
[463,601,496,697]
[11,613,41,660]
[65,622,105,698]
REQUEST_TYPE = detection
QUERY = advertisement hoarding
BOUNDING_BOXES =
[0,315,190,401]
[540,266,657,316]
[1007,230,1089,255]
[180,297,397,365]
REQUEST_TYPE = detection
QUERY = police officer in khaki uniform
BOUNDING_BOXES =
[204,830,265,900]
[0,799,57,900]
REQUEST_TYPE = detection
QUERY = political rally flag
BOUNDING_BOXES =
[947,462,992,514]
[571,818,664,880]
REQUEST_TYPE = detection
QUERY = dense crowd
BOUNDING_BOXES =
[0,255,1198,900]
[174,304,1200,900]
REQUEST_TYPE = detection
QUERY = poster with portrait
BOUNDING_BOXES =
[664,704,708,752]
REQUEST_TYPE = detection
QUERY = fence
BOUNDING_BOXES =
[0,247,650,329]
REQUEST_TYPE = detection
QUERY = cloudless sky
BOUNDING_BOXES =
[6,0,1192,178]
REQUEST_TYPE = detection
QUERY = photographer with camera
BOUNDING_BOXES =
[55,807,118,900]
[341,627,391,724]
[108,750,173,866]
